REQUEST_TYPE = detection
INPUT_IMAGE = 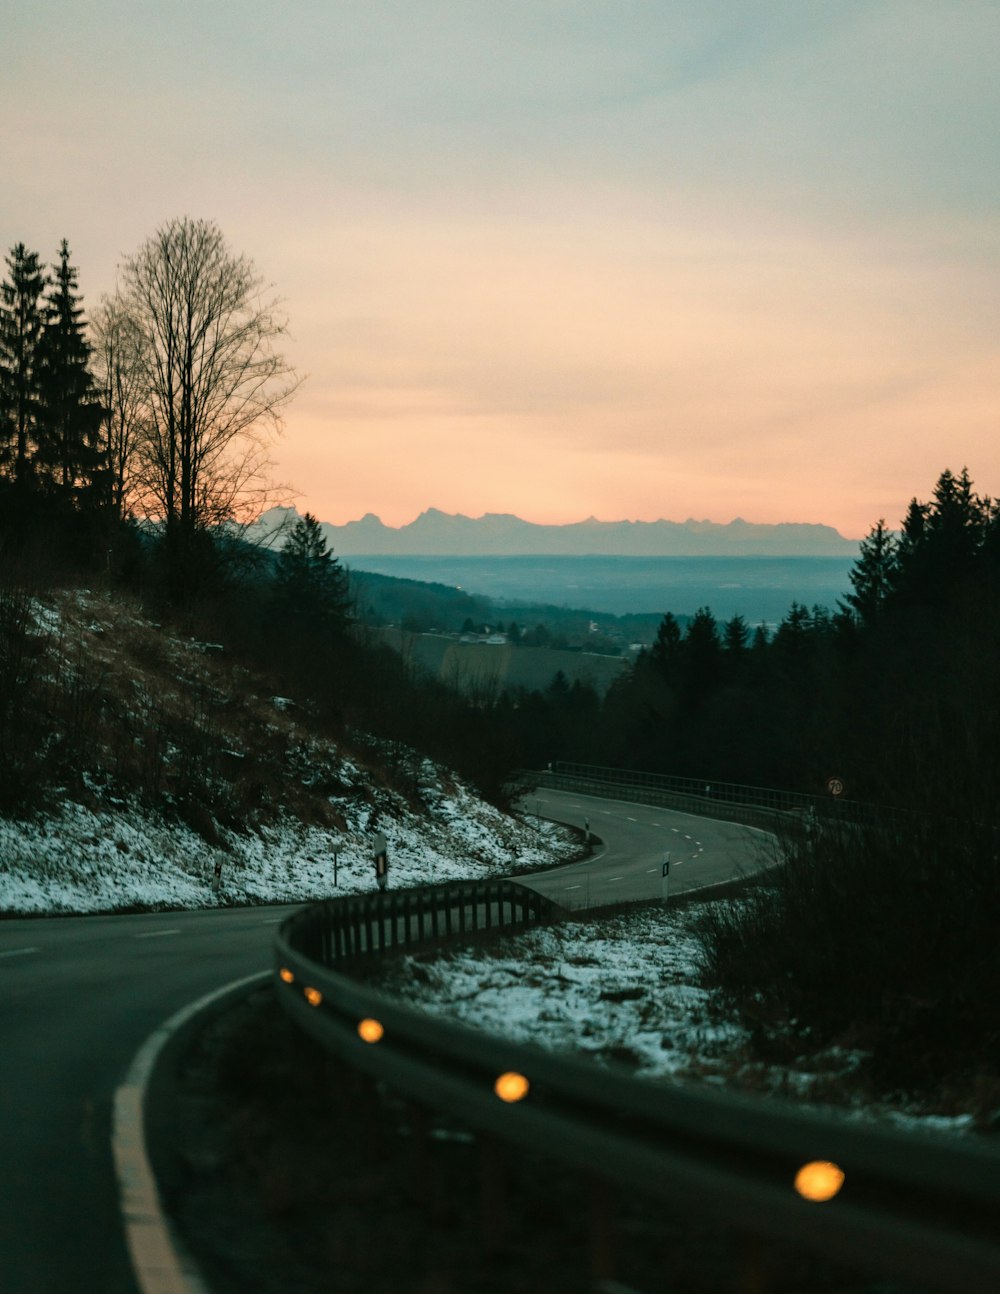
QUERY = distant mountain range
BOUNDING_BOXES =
[254,507,859,558]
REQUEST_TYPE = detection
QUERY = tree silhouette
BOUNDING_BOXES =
[0,244,47,483]
[34,241,105,500]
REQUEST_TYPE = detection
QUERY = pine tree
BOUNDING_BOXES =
[34,241,105,501]
[0,244,47,482]
[274,513,351,635]
[648,611,682,680]
[844,519,898,625]
[680,606,722,705]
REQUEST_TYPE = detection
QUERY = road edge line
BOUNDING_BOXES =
[112,970,269,1294]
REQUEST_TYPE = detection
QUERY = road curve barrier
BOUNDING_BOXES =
[274,877,1000,1293]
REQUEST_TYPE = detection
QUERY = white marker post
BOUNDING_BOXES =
[373,831,388,892]
[661,854,671,905]
[584,817,590,844]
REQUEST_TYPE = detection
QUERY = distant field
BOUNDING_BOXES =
[379,629,628,697]
[350,554,857,624]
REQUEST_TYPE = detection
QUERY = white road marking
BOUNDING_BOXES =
[607,875,624,881]
[113,971,267,1294]
[646,868,658,873]
[260,918,282,924]
[626,816,637,822]
[0,946,38,959]
[134,929,181,939]
[671,828,679,833]
[563,884,583,890]
[684,835,692,840]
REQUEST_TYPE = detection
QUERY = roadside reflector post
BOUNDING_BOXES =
[795,1160,845,1202]
[211,859,222,893]
[661,854,671,905]
[584,816,590,844]
[333,848,338,887]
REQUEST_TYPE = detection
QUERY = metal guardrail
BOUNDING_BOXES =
[275,877,1000,1293]
[513,764,807,834]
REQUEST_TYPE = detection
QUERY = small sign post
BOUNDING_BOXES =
[212,859,222,893]
[661,854,671,905]
[584,817,590,844]
[373,832,388,892]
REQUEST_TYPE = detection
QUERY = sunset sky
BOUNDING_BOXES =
[4,1,999,539]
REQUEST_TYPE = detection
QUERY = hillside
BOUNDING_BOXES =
[0,588,575,915]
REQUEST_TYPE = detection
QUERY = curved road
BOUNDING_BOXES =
[521,787,776,909]
[0,791,769,1293]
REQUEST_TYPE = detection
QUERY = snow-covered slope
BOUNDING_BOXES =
[0,589,575,915]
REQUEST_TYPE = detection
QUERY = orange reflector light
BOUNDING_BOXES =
[358,1018,384,1044]
[494,1071,530,1103]
[795,1160,845,1202]
[279,968,294,984]
[304,987,323,1007]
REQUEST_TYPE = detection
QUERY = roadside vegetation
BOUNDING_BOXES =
[696,817,1000,1113]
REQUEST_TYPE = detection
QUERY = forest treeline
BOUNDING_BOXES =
[2,231,997,818]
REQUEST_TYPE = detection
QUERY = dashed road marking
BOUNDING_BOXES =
[0,946,38,959]
[607,875,624,881]
[563,884,583,890]
[134,929,181,939]
[626,816,637,821]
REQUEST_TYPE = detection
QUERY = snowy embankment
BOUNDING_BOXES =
[373,906,979,1135]
[0,786,572,916]
[0,588,576,915]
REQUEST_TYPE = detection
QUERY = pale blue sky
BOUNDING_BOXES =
[4,1,999,533]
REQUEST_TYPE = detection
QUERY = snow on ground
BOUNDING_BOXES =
[0,792,574,916]
[373,905,979,1136]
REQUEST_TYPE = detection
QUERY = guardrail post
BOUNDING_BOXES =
[737,1232,772,1293]
[479,1135,506,1256]
[587,1175,616,1283]
[406,1102,439,1214]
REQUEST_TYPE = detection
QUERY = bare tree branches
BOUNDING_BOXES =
[116,218,300,587]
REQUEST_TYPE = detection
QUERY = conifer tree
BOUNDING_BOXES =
[274,512,351,635]
[648,611,682,679]
[0,244,47,482]
[680,606,722,705]
[844,519,898,625]
[35,241,105,500]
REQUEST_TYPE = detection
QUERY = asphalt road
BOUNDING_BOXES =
[0,905,293,1294]
[520,787,776,909]
[0,792,771,1294]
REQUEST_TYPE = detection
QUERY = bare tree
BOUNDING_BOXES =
[119,217,299,593]
[90,291,148,521]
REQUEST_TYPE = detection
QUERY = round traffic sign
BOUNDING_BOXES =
[826,776,844,797]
